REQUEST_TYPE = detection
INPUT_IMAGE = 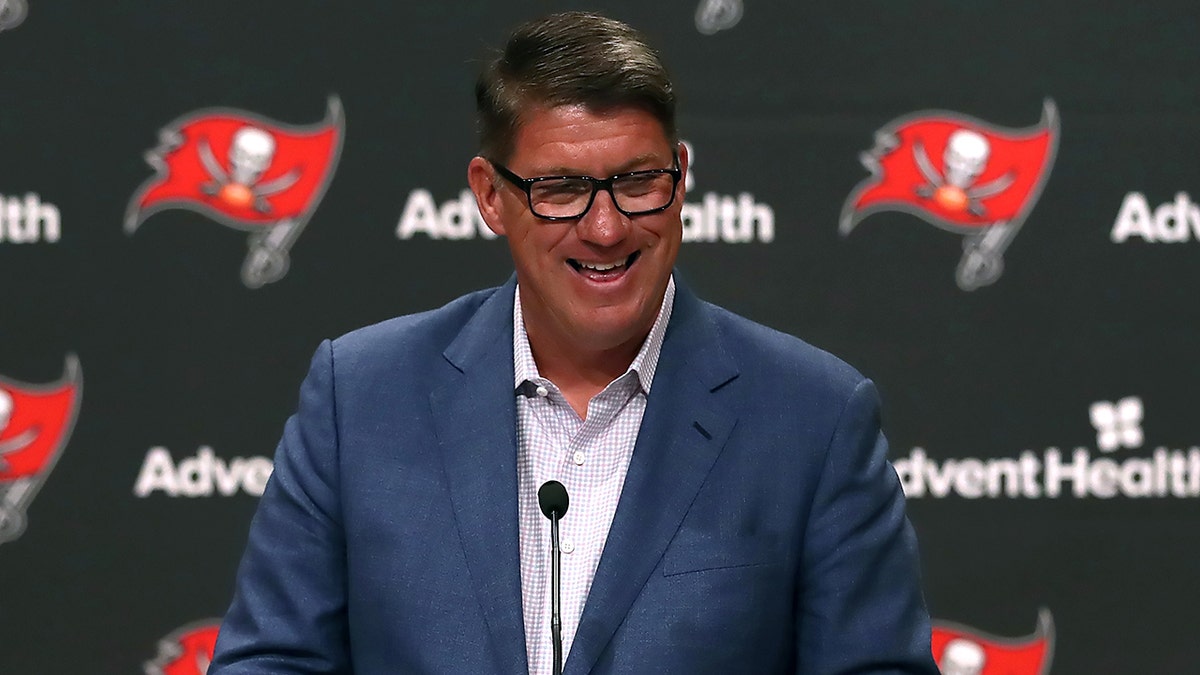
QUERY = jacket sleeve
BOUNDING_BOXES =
[795,378,938,674]
[209,340,352,674]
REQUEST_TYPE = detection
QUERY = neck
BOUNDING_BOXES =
[535,336,641,386]
[526,327,646,419]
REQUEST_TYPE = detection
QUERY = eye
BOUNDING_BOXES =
[531,179,592,204]
[615,173,661,197]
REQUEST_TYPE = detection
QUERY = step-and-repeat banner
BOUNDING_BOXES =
[2,1,1196,672]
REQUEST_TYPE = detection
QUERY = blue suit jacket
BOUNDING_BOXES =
[210,277,936,674]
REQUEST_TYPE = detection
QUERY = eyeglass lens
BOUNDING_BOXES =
[529,172,676,218]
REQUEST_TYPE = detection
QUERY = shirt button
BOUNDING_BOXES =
[572,450,585,466]
[561,539,575,554]
[535,385,549,397]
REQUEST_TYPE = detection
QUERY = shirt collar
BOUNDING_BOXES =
[513,275,675,395]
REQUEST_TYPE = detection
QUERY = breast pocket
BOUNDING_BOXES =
[661,531,781,577]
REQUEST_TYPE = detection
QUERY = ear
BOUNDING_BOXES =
[675,141,690,201]
[467,156,507,237]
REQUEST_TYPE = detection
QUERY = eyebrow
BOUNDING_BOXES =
[528,152,671,177]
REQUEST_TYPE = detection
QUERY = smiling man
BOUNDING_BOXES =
[467,102,683,418]
[211,11,937,675]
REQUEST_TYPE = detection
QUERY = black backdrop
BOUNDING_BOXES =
[2,1,1197,672]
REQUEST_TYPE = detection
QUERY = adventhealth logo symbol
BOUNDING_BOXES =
[1089,396,1143,452]
[396,140,774,243]
[894,396,1199,499]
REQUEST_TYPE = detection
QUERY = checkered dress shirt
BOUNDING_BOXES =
[513,277,675,675]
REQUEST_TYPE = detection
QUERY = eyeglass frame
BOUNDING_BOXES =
[487,154,683,221]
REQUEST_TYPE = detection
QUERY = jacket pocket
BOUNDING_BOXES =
[661,532,780,577]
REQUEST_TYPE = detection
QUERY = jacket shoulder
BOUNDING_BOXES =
[704,302,869,402]
[329,286,501,373]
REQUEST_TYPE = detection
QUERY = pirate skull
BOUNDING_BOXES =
[941,638,986,675]
[943,130,990,188]
[695,0,744,35]
[0,389,11,431]
[229,127,276,186]
[0,0,26,30]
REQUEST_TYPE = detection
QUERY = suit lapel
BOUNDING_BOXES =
[430,277,528,675]
[566,283,740,675]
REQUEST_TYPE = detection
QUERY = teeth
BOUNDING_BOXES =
[579,258,626,272]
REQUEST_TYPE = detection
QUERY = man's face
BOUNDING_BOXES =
[469,104,687,356]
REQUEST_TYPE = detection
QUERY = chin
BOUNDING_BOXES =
[572,312,650,349]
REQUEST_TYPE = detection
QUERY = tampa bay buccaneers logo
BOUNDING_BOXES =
[0,0,27,32]
[144,620,220,675]
[126,97,344,288]
[933,609,1054,675]
[0,356,82,545]
[841,100,1058,291]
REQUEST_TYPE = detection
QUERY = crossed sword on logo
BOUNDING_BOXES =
[0,429,36,470]
[196,129,305,288]
[0,426,37,541]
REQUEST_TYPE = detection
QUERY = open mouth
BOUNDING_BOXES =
[567,251,640,279]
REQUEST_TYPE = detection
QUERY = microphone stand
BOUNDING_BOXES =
[538,479,569,675]
[550,510,563,675]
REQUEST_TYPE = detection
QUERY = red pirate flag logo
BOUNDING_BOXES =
[933,609,1054,675]
[0,0,27,32]
[144,620,220,675]
[0,356,82,545]
[126,97,344,288]
[841,100,1058,291]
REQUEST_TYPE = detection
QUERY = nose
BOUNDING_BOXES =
[574,188,629,247]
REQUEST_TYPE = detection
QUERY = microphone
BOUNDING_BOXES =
[538,479,569,520]
[538,480,569,675]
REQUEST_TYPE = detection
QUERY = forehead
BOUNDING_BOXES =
[507,104,673,175]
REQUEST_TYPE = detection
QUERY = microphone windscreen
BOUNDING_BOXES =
[538,480,570,519]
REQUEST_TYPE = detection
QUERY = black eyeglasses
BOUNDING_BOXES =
[489,157,682,221]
